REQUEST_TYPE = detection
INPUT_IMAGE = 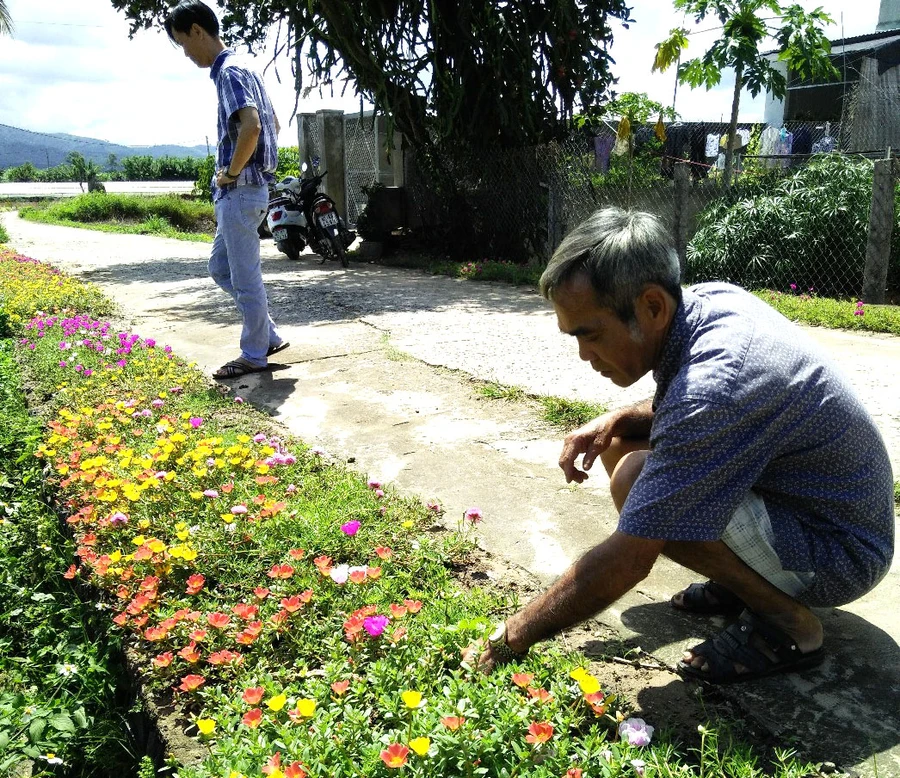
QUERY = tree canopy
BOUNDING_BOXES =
[0,1,14,36]
[111,0,632,151]
[654,0,839,186]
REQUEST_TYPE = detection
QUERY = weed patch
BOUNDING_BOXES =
[477,381,606,432]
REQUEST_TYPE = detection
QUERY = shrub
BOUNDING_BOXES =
[686,153,900,297]
[2,161,38,183]
[193,155,217,202]
[0,222,8,245]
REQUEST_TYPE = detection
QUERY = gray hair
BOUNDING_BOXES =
[539,208,681,322]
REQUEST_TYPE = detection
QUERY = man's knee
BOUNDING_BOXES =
[599,436,649,478]
[609,449,649,512]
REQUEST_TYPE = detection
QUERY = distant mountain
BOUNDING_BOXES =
[0,123,210,170]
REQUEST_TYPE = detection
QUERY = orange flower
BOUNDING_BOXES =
[298,589,314,603]
[270,610,289,625]
[331,679,350,696]
[367,566,382,580]
[288,548,305,559]
[178,642,200,663]
[63,564,77,579]
[280,595,303,613]
[390,603,408,619]
[189,629,208,642]
[565,769,583,778]
[403,599,423,613]
[349,568,367,584]
[285,762,307,778]
[178,674,205,693]
[527,687,554,703]
[440,716,465,731]
[144,626,168,642]
[242,686,265,705]
[374,545,392,559]
[185,573,205,594]
[242,708,263,728]
[152,651,174,669]
[267,563,294,579]
[253,587,271,600]
[525,721,554,745]
[380,744,409,769]
[232,602,259,620]
[511,673,534,688]
[313,555,333,573]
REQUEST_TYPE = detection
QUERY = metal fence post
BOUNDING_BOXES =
[861,158,897,304]
[672,161,691,273]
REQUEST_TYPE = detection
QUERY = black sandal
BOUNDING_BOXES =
[677,609,824,684]
[671,581,746,615]
[266,341,290,357]
[213,359,269,380]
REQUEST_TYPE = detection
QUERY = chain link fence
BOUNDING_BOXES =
[343,114,379,226]
[403,114,899,300]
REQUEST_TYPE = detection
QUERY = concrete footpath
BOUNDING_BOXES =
[3,212,899,776]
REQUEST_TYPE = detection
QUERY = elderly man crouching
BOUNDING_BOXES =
[472,208,893,683]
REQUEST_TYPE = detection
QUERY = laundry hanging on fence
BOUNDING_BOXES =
[594,135,615,173]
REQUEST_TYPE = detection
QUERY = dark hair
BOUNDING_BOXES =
[164,0,220,40]
[539,208,682,323]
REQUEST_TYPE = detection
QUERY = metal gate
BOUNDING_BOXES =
[343,112,380,227]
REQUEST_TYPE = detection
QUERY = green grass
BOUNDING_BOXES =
[0,222,8,244]
[894,481,900,505]
[477,381,606,432]
[19,192,215,242]
[754,289,900,335]
[0,340,142,775]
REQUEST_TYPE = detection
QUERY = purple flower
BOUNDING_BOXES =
[189,417,203,429]
[203,489,219,499]
[116,359,127,368]
[464,507,483,524]
[363,615,389,637]
[367,479,382,490]
[619,718,654,747]
[631,759,646,776]
[144,338,156,348]
[83,369,93,377]
[151,399,164,409]
[340,520,361,536]
[109,511,129,526]
[286,484,297,494]
[155,471,167,480]
[231,504,248,515]
[374,488,385,499]
[790,283,797,291]
[59,361,67,368]
[253,433,267,443]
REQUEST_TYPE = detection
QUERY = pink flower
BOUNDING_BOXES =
[464,507,483,524]
[253,434,267,443]
[286,484,297,494]
[619,718,654,747]
[189,417,203,428]
[109,511,129,526]
[367,479,382,490]
[363,615,389,637]
[340,520,361,536]
[203,489,219,499]
[234,396,244,404]
[231,505,248,515]
[151,399,164,409]
[374,489,385,499]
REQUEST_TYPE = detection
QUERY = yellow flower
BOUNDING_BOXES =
[196,719,216,736]
[266,693,287,712]
[138,519,151,530]
[190,491,203,500]
[177,529,190,541]
[109,550,122,563]
[569,667,589,682]
[148,539,166,554]
[131,535,146,546]
[401,690,423,709]
[409,737,431,756]
[401,520,414,529]
[578,676,601,695]
[295,698,316,717]
[228,772,246,778]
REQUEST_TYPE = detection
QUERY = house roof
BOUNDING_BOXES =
[764,28,900,57]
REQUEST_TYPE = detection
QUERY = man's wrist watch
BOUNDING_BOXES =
[488,621,528,663]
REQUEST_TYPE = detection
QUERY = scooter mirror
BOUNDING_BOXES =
[301,162,308,173]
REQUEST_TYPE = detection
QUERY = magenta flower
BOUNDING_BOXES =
[363,615,389,637]
[464,507,483,524]
[253,434,267,443]
[189,417,203,428]
[367,479,382,490]
[340,520,361,536]
[374,489,385,499]
[234,396,244,404]
[144,338,156,348]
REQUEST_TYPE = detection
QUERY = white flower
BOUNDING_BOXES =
[330,564,349,584]
[619,717,654,747]
[57,663,78,677]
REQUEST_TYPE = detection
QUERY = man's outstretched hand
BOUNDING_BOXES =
[558,412,620,483]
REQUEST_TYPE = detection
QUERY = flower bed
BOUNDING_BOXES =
[0,247,645,777]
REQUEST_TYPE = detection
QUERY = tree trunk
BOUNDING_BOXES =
[723,62,743,189]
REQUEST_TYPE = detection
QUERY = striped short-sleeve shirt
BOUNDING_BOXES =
[617,283,894,607]
[210,49,278,201]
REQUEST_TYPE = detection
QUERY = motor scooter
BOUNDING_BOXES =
[266,161,354,267]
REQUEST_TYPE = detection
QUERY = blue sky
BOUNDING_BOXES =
[0,0,884,148]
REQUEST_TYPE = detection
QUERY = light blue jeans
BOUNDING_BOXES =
[210,185,281,367]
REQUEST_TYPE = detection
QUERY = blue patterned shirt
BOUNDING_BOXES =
[618,283,894,607]
[210,49,278,201]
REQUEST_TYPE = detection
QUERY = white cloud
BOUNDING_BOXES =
[0,0,885,147]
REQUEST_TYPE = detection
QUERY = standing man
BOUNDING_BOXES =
[468,208,893,683]
[165,1,289,379]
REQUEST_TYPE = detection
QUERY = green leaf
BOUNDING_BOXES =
[49,713,75,733]
[28,717,46,743]
[72,707,88,729]
[0,730,9,751]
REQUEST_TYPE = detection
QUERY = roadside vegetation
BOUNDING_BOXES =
[0,244,829,777]
[0,221,8,244]
[19,193,215,242]
[477,381,607,432]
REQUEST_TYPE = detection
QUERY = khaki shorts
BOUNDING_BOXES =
[721,492,815,597]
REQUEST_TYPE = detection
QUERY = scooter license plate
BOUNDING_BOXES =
[318,212,338,228]
[272,228,288,241]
